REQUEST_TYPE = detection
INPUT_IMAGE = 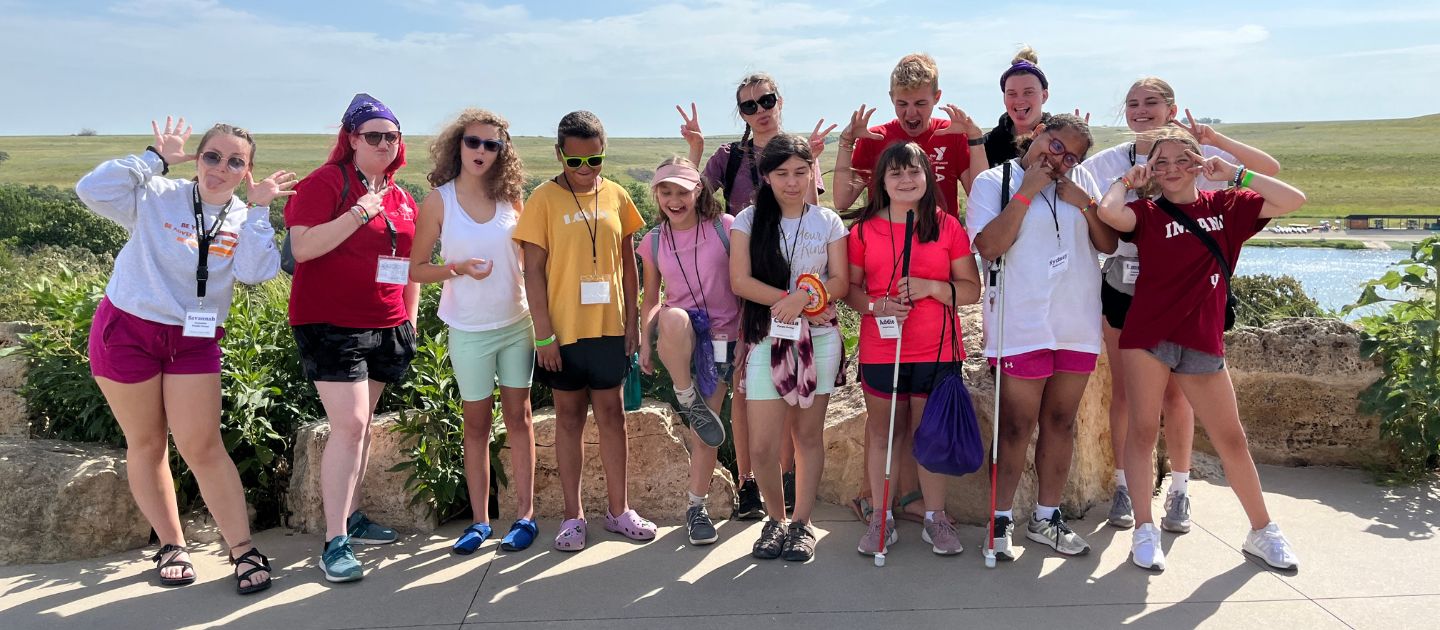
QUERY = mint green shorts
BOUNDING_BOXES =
[448,317,535,401]
[743,327,843,401]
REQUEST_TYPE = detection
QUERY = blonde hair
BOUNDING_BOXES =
[1136,126,1202,198]
[427,108,525,205]
[1128,76,1176,110]
[653,156,724,224]
[196,123,255,164]
[891,53,939,92]
[1013,45,1038,65]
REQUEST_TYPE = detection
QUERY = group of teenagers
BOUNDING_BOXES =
[76,46,1307,596]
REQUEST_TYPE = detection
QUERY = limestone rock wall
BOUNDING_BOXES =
[288,414,439,535]
[0,440,151,565]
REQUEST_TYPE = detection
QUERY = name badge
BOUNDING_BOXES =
[580,278,611,304]
[876,316,901,339]
[712,339,728,363]
[1048,252,1070,278]
[183,309,219,338]
[1123,260,1140,284]
[376,255,409,285]
[768,319,801,340]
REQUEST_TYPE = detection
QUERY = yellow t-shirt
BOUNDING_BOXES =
[514,177,645,346]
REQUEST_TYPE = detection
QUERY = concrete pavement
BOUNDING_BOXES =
[1,464,1436,629]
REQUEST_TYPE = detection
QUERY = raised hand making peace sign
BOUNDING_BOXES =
[676,102,704,158]
[809,118,838,158]
[150,116,194,165]
[1175,108,1219,146]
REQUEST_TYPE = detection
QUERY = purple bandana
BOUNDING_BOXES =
[1000,61,1048,90]
[342,93,400,131]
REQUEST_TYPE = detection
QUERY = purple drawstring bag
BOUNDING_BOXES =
[688,309,719,398]
[913,285,984,476]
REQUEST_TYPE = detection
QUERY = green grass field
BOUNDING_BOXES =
[2,113,1436,220]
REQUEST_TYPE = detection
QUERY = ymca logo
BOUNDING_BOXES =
[933,147,947,163]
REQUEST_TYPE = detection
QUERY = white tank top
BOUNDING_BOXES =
[436,181,528,331]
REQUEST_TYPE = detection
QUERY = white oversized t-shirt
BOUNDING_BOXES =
[966,160,1104,358]
[1082,142,1236,258]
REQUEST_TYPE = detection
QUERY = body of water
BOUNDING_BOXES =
[1235,246,1409,317]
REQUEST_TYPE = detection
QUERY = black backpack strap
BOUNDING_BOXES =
[987,161,1012,286]
[721,140,744,210]
[333,162,352,216]
[1154,196,1238,328]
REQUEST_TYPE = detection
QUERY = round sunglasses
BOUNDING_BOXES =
[356,131,402,146]
[462,136,506,152]
[200,150,248,173]
[738,92,779,116]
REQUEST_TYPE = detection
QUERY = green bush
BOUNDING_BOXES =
[0,184,127,256]
[1345,236,1440,482]
[1231,273,1327,327]
[0,243,113,321]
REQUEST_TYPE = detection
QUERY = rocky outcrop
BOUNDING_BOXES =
[818,305,1116,525]
[288,414,439,535]
[498,402,736,523]
[0,439,151,565]
[1221,318,1386,467]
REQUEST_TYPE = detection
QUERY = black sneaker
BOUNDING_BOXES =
[752,520,786,559]
[782,470,796,513]
[735,478,765,520]
[781,521,817,562]
[686,505,718,546]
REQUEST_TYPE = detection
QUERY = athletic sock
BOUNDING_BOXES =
[885,509,895,525]
[1171,471,1190,495]
[995,510,1013,520]
[675,385,698,406]
[687,491,705,507]
[925,510,941,522]
[1115,469,1128,489]
[1034,505,1058,521]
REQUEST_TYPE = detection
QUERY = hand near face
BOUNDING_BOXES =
[1055,177,1092,209]
[245,170,297,206]
[1123,163,1153,190]
[1190,149,1239,183]
[809,119,838,158]
[841,105,885,143]
[151,116,194,164]
[933,104,983,138]
[1177,109,1219,146]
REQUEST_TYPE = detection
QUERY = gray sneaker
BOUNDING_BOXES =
[1026,511,1091,556]
[686,505,718,546]
[1161,491,1192,533]
[1108,486,1135,529]
[922,515,964,556]
[677,396,725,448]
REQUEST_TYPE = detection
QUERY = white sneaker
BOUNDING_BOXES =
[1131,523,1166,570]
[1243,522,1299,570]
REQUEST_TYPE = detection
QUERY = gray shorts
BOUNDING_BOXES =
[1146,340,1225,375]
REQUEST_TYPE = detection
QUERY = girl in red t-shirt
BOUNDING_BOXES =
[841,142,981,557]
[1097,128,1307,572]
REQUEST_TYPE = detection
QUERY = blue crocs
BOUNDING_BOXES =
[500,518,539,552]
[452,523,492,555]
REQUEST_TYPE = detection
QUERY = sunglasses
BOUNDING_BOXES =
[1046,137,1082,169]
[559,150,605,169]
[200,150,247,173]
[357,131,402,146]
[462,136,506,152]
[738,92,779,116]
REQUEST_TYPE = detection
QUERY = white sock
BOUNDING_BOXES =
[1034,505,1058,521]
[675,385,698,406]
[687,491,705,507]
[995,510,1013,520]
[1171,471,1190,496]
[885,509,895,524]
[1115,469,1128,489]
[925,510,942,522]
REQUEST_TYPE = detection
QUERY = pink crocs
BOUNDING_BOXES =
[604,509,657,541]
[553,518,587,552]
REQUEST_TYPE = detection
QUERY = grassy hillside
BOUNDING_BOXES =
[2,114,1436,220]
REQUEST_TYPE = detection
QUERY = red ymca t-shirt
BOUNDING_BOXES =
[851,119,972,216]
[848,211,971,364]
[286,164,417,328]
[1118,189,1269,356]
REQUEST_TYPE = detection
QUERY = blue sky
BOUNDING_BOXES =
[3,0,1438,137]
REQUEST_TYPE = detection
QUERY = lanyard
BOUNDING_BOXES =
[356,168,397,255]
[779,205,808,283]
[1040,187,1061,248]
[1128,142,1137,167]
[191,185,233,300]
[563,176,602,273]
[883,216,908,304]
[664,220,710,316]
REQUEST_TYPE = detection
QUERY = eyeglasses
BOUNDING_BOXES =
[738,92,779,116]
[357,131,402,146]
[1047,137,1081,168]
[462,136,506,152]
[559,150,605,169]
[200,151,247,173]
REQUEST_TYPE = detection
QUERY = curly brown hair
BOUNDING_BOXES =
[427,108,525,204]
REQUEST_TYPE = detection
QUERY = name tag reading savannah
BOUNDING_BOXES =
[183,309,219,338]
[376,256,409,285]
[1048,252,1070,278]
[769,319,801,340]
[1123,260,1140,284]
[876,315,901,339]
[580,279,611,305]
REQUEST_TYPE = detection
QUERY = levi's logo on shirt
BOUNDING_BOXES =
[563,210,610,225]
[1164,215,1224,239]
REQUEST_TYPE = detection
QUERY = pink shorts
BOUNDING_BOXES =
[987,349,1098,380]
[89,297,224,384]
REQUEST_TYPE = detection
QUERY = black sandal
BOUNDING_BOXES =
[229,543,273,595]
[152,544,196,587]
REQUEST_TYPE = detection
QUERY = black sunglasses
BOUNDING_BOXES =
[200,150,247,173]
[462,136,506,152]
[357,131,402,146]
[738,92,779,116]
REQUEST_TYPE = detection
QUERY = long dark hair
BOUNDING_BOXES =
[740,134,813,344]
[843,142,941,244]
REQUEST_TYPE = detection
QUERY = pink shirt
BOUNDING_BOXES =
[638,214,741,339]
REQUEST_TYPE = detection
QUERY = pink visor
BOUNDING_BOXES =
[652,163,701,191]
